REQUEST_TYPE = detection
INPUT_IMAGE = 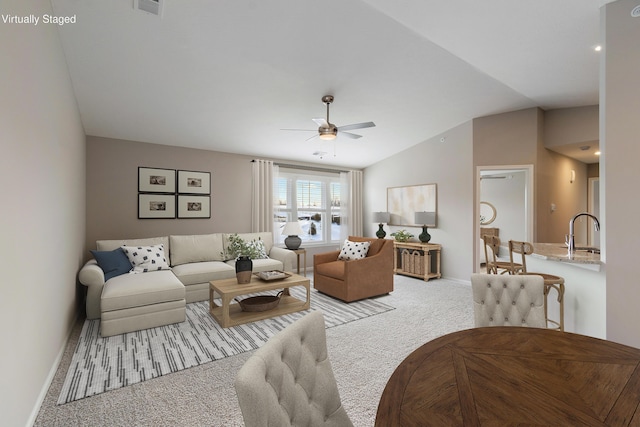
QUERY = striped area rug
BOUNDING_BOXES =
[57,287,394,404]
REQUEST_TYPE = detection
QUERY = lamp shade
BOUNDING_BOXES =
[373,212,390,223]
[282,221,303,236]
[414,211,437,227]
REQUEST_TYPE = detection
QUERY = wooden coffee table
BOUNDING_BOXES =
[209,273,310,328]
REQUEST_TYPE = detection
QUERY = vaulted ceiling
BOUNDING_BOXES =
[51,0,611,168]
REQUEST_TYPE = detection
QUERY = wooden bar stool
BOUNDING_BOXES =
[483,235,523,275]
[508,240,565,331]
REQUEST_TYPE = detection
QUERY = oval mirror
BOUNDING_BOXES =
[480,201,497,225]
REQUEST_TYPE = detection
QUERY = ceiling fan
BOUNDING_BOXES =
[283,95,375,141]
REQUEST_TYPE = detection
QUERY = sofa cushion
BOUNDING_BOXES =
[101,270,184,312]
[121,244,171,273]
[97,236,171,265]
[169,233,225,266]
[315,260,345,280]
[171,261,235,286]
[90,248,132,280]
[338,239,370,261]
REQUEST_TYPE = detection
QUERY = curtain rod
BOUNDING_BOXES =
[251,159,350,174]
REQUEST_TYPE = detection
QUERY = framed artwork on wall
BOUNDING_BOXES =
[138,194,176,219]
[138,167,176,193]
[178,170,211,194]
[177,195,211,219]
[387,183,437,226]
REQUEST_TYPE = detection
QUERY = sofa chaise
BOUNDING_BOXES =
[79,232,295,337]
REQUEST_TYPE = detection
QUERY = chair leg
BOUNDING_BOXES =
[544,283,565,332]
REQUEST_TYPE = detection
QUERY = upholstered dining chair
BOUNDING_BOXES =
[235,311,354,427]
[482,235,523,275]
[470,273,546,328]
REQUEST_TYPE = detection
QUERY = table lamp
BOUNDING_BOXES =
[373,212,391,239]
[282,221,304,249]
[414,211,436,243]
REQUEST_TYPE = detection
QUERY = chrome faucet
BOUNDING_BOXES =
[566,212,600,253]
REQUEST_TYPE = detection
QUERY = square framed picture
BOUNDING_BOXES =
[178,195,210,219]
[138,194,176,219]
[178,170,211,194]
[138,167,176,193]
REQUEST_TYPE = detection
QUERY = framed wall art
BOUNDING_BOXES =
[387,183,437,226]
[177,195,211,219]
[178,170,211,194]
[138,167,176,193]
[138,194,176,219]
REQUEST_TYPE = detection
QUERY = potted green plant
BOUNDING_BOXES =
[391,229,414,242]
[225,234,263,283]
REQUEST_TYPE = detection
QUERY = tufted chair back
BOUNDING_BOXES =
[471,273,546,328]
[235,311,353,427]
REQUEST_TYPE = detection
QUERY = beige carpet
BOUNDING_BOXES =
[35,275,473,427]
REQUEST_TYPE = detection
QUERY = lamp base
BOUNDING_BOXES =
[419,226,431,243]
[376,223,386,239]
[284,235,302,250]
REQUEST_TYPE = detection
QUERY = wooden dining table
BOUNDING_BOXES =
[375,327,640,426]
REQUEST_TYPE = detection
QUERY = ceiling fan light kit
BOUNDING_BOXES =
[283,95,376,142]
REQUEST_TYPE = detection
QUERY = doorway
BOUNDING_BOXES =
[476,165,534,271]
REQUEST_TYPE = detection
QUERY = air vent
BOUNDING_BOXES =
[632,5,640,17]
[134,0,163,17]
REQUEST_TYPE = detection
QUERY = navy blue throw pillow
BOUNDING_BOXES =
[90,248,132,281]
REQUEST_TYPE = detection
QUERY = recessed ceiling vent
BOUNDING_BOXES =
[134,0,163,17]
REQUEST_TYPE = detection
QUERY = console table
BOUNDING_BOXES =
[393,241,441,281]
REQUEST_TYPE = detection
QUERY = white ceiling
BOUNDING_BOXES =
[51,0,611,168]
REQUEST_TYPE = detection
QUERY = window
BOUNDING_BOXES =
[274,168,342,246]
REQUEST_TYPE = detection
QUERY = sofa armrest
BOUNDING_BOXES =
[268,246,296,272]
[78,259,105,287]
[314,250,341,267]
[78,260,105,320]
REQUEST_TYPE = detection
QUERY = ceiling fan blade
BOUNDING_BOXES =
[281,128,317,132]
[305,134,319,142]
[339,131,362,139]
[312,118,329,128]
[337,121,376,132]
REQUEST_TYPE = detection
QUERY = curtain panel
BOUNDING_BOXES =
[251,159,275,233]
[340,170,363,241]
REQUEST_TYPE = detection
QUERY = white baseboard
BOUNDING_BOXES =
[26,312,79,427]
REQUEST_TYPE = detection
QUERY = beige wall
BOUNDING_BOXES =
[603,0,640,348]
[86,136,339,267]
[0,0,86,425]
[544,105,599,148]
[86,137,255,255]
[473,107,589,243]
[364,121,475,281]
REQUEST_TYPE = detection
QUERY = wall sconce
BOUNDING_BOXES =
[372,212,390,239]
[414,211,436,243]
[570,169,576,184]
[282,221,303,249]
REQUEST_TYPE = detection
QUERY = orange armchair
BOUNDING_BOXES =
[313,236,394,302]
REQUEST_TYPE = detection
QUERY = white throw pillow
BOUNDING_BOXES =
[121,244,171,273]
[338,239,371,261]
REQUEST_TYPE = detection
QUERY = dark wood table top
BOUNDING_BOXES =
[375,327,640,426]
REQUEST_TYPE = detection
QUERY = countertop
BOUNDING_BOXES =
[530,242,601,265]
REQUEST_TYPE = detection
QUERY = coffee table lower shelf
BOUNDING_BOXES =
[209,274,310,328]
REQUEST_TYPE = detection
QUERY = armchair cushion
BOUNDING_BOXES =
[338,239,370,261]
[315,260,345,280]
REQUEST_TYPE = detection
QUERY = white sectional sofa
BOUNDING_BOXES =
[78,232,295,337]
